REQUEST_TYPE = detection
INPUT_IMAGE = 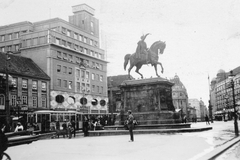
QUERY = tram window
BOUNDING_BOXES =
[71,115,75,121]
[65,114,69,121]
[27,114,34,124]
[77,114,82,121]
[51,114,57,122]
[58,114,63,122]
[37,114,42,123]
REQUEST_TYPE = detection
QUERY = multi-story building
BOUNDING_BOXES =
[211,67,240,120]
[188,99,201,121]
[0,52,50,127]
[107,75,134,113]
[170,75,189,117]
[199,99,207,121]
[0,4,108,114]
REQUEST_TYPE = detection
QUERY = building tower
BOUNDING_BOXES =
[0,4,108,114]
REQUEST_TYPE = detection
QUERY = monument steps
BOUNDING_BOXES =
[104,123,191,130]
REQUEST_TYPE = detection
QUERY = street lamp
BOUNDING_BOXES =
[5,51,11,132]
[109,77,113,125]
[16,96,21,119]
[229,70,239,136]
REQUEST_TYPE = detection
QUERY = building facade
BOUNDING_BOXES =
[170,75,189,118]
[210,67,240,120]
[0,4,108,114]
[188,99,201,121]
[0,52,50,127]
[107,75,134,113]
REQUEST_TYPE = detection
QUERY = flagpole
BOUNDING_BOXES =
[208,74,213,123]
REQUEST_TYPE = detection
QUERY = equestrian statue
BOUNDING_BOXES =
[124,34,166,79]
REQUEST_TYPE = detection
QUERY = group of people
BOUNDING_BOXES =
[55,120,76,139]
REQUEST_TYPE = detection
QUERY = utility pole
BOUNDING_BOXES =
[109,77,113,125]
[208,75,213,123]
[5,51,11,132]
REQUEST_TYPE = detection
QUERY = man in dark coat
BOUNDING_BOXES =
[127,110,134,142]
[62,120,67,138]
[71,120,76,137]
[83,116,89,137]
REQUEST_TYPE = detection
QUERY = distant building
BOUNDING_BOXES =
[170,75,189,118]
[107,75,133,112]
[199,98,207,121]
[188,99,201,121]
[210,67,240,120]
[0,52,50,124]
[0,4,108,114]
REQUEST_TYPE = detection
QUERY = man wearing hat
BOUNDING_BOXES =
[127,110,134,142]
[135,33,150,63]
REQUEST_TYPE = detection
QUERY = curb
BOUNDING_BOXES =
[197,136,240,160]
[88,127,213,136]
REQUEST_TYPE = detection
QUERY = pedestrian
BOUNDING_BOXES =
[71,120,76,137]
[14,122,24,132]
[92,121,97,131]
[67,121,72,139]
[127,110,134,142]
[56,121,60,130]
[83,116,89,137]
[205,115,210,125]
[62,120,67,138]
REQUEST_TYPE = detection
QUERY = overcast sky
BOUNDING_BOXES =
[1,0,240,105]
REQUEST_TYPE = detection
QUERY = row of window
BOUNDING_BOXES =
[0,94,47,108]
[11,78,47,91]
[57,26,97,46]
[57,51,103,70]
[0,32,20,42]
[216,78,240,92]
[56,79,104,94]
[56,64,104,82]
[1,44,20,53]
[54,37,104,60]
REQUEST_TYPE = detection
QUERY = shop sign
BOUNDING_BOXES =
[21,106,28,111]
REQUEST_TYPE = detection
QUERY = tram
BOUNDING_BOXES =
[27,110,83,132]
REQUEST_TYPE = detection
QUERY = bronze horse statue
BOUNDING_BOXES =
[124,40,166,79]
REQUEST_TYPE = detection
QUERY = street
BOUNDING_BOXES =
[6,121,239,160]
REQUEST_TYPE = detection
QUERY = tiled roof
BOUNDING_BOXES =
[120,77,174,86]
[0,53,50,80]
[107,75,133,88]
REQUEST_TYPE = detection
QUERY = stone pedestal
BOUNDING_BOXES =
[120,77,179,124]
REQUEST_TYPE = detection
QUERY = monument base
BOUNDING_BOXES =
[119,77,179,124]
[118,110,181,125]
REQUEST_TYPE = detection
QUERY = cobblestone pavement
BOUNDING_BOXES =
[6,121,239,160]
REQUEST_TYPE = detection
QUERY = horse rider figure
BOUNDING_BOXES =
[136,33,150,63]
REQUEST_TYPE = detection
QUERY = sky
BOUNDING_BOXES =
[1,0,240,105]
